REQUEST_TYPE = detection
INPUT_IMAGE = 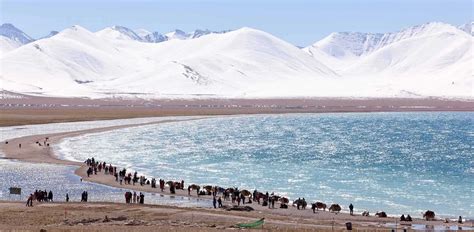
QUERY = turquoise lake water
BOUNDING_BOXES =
[58,112,474,218]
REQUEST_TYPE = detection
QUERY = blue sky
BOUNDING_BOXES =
[0,0,471,46]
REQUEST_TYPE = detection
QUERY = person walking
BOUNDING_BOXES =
[218,197,223,208]
[48,190,53,202]
[66,193,69,202]
[213,196,217,208]
[26,194,33,207]
[349,203,354,216]
[139,192,144,204]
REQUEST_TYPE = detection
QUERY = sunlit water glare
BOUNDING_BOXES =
[58,112,473,218]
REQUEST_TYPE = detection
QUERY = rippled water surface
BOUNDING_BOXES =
[58,112,473,218]
[0,116,208,207]
[0,159,209,207]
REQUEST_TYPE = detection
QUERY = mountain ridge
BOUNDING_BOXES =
[0,22,472,99]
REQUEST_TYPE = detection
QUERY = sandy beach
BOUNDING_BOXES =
[0,200,437,232]
[1,114,471,231]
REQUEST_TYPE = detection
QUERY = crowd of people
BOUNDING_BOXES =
[81,191,89,202]
[5,132,464,225]
[26,189,54,206]
[82,157,358,212]
[124,191,145,204]
[28,156,458,224]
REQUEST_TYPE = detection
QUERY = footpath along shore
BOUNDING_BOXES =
[0,117,471,231]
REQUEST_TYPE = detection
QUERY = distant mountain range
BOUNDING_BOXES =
[0,22,472,99]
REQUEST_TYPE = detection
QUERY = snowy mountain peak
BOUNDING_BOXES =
[96,25,144,41]
[144,31,166,43]
[307,21,466,60]
[40,31,59,39]
[0,22,471,99]
[49,30,59,36]
[70,25,88,31]
[59,25,94,37]
[458,22,473,35]
[167,28,230,40]
[165,29,188,40]
[395,21,461,38]
[314,31,384,58]
[0,23,34,44]
[134,28,152,38]
[189,29,212,38]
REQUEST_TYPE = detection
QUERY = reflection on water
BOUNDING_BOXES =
[0,159,209,207]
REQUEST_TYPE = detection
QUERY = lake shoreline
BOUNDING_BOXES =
[0,114,472,231]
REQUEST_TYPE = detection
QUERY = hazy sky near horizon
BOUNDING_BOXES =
[0,0,471,46]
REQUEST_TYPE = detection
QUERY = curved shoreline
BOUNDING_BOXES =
[0,116,470,230]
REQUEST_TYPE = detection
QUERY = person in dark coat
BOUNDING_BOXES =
[139,192,144,204]
[400,214,406,221]
[26,194,33,207]
[218,197,223,208]
[48,191,53,202]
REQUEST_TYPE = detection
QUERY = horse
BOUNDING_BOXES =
[188,184,200,190]
[253,191,265,204]
[312,202,327,211]
[240,189,252,197]
[362,211,370,216]
[279,197,289,204]
[166,181,174,187]
[174,182,182,189]
[329,204,341,213]
[375,211,387,218]
[423,210,435,221]
[292,199,302,207]
[225,188,235,194]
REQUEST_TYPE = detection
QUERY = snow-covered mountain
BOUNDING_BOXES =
[143,31,167,43]
[303,22,472,98]
[303,32,386,71]
[306,32,384,59]
[96,25,145,42]
[343,22,471,75]
[458,22,473,35]
[304,22,472,73]
[96,26,227,43]
[134,29,152,38]
[0,22,472,99]
[0,25,335,97]
[39,31,59,40]
[0,23,34,44]
[0,23,34,54]
[164,29,188,40]
[163,29,227,40]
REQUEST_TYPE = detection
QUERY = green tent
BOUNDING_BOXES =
[236,218,265,229]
